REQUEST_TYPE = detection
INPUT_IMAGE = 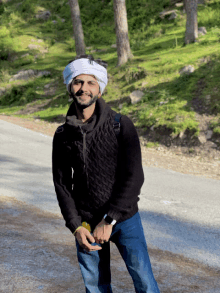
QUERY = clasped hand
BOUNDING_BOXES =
[75,219,113,252]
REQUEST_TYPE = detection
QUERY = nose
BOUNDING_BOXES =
[81,81,89,92]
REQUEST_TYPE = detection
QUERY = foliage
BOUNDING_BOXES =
[0,84,40,106]
[0,0,220,141]
[0,26,19,60]
[210,116,220,134]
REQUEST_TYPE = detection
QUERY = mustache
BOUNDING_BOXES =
[75,89,92,97]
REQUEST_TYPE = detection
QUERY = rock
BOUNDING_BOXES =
[31,39,43,43]
[98,48,108,52]
[52,20,58,24]
[111,44,117,49]
[150,125,154,131]
[198,27,207,36]
[198,56,211,64]
[169,12,178,20]
[141,81,148,87]
[9,70,51,81]
[37,71,51,78]
[36,10,51,21]
[28,44,42,50]
[118,104,123,110]
[206,130,213,140]
[205,95,211,101]
[130,90,144,104]
[198,133,207,144]
[179,131,186,139]
[175,3,183,7]
[28,44,48,54]
[44,84,51,89]
[179,65,195,75]
[159,101,168,105]
[205,141,217,148]
[10,69,36,81]
[160,10,178,19]
[40,48,48,54]
[21,53,30,58]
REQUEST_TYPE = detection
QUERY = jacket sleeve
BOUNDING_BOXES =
[52,130,82,233]
[107,115,145,221]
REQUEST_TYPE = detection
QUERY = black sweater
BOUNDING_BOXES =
[52,98,144,233]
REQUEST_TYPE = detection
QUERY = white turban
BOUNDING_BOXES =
[63,58,108,94]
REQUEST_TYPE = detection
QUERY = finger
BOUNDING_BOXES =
[85,244,102,252]
[95,237,104,244]
[86,232,96,244]
[82,235,102,251]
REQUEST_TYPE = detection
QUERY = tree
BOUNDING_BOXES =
[68,0,86,55]
[113,0,133,66]
[184,0,198,45]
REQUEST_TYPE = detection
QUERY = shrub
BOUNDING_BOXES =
[0,85,38,106]
[0,27,18,60]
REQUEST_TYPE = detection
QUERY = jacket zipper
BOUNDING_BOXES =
[79,126,87,171]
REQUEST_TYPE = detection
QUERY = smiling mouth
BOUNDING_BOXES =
[76,93,91,97]
[78,94,91,99]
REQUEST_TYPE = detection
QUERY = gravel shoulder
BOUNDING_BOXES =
[1,115,220,292]
[1,196,220,293]
[0,114,219,180]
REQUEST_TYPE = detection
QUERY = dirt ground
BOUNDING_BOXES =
[1,196,220,293]
[0,114,220,180]
[1,114,220,293]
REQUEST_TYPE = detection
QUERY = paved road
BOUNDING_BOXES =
[1,119,220,269]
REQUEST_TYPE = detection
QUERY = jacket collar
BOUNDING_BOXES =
[65,98,111,135]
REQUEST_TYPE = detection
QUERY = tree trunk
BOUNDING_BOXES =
[113,0,133,66]
[68,0,86,55]
[184,0,198,45]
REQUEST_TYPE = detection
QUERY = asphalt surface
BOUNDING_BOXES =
[1,118,220,270]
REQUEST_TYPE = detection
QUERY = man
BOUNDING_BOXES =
[52,55,160,293]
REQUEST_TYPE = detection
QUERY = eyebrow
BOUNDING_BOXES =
[74,78,98,83]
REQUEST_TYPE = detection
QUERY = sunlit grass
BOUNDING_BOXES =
[0,0,220,136]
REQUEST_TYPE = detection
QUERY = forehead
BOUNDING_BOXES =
[74,74,98,82]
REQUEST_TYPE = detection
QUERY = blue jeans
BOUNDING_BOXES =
[76,212,160,293]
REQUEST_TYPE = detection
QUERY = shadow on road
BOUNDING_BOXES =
[139,209,220,270]
[1,196,220,293]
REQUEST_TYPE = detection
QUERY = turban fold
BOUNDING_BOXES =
[63,58,108,94]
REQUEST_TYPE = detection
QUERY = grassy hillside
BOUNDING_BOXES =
[0,0,220,148]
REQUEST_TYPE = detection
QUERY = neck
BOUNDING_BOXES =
[76,103,96,123]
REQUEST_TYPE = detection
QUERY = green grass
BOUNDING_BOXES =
[0,0,220,139]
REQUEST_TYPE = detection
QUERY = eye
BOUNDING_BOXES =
[73,80,81,85]
[89,81,96,86]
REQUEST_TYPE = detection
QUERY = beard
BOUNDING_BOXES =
[71,89,99,110]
